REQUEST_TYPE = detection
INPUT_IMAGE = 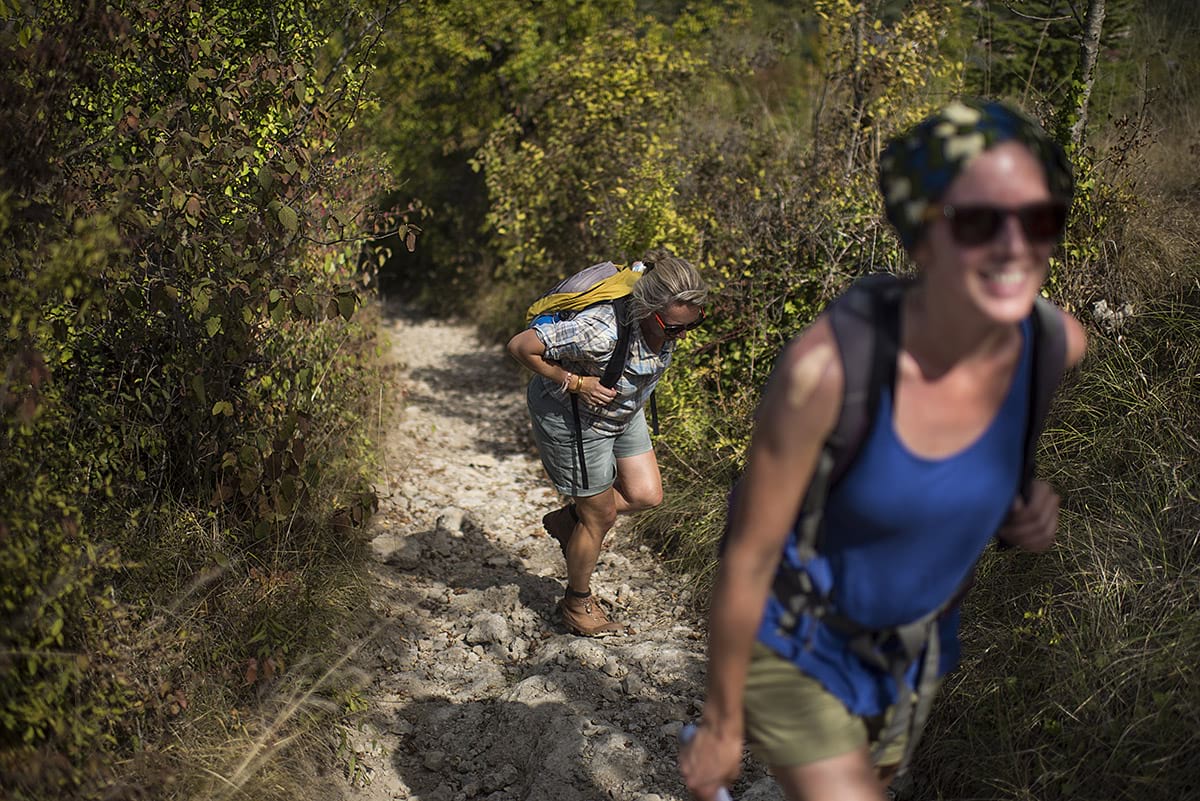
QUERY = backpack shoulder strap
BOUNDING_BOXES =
[572,297,632,490]
[600,297,632,390]
[792,273,904,558]
[826,273,904,485]
[1021,297,1067,497]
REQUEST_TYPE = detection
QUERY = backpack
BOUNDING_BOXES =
[732,271,1067,775]
[525,261,656,490]
[525,260,645,326]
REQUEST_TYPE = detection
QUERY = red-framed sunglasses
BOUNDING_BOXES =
[654,308,706,336]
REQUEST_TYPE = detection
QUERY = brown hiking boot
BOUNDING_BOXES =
[541,504,577,555]
[558,592,630,637]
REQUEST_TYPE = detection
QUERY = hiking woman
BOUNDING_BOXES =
[507,254,708,637]
[679,99,1087,801]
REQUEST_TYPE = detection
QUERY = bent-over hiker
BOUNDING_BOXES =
[679,99,1087,801]
[507,254,708,636]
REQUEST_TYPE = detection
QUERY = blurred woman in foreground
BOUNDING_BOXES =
[680,99,1087,801]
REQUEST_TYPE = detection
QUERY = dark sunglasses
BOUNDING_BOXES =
[935,201,1068,247]
[654,308,705,336]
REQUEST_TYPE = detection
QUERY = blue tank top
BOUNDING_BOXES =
[757,317,1033,716]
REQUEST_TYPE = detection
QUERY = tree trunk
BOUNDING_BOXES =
[844,1,870,176]
[1070,0,1107,149]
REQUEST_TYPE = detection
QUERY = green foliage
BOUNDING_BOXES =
[646,0,964,485]
[1136,0,1200,117]
[369,0,742,328]
[643,6,1200,798]
[964,0,1140,125]
[362,0,1200,798]
[1,1,394,797]
[476,14,708,291]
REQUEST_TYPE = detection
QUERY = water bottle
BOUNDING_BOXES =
[678,723,734,801]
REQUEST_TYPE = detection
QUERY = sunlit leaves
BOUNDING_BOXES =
[0,0,393,788]
[477,7,715,284]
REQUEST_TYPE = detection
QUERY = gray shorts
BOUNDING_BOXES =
[526,380,652,498]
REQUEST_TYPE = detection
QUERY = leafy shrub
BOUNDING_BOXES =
[0,2,396,797]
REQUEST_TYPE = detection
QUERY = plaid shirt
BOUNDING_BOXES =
[532,303,673,434]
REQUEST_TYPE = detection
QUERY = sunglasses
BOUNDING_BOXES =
[935,201,1068,247]
[654,308,705,336]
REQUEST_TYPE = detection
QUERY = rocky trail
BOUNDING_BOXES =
[333,303,782,801]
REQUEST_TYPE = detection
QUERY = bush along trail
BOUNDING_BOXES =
[334,302,782,801]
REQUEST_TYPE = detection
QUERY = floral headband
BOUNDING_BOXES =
[878,98,1074,250]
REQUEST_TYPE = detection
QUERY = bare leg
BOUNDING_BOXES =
[566,489,617,594]
[556,489,628,635]
[543,449,663,550]
[553,450,663,636]
[771,749,889,801]
[612,449,663,513]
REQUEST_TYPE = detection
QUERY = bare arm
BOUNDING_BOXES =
[680,319,843,799]
[506,328,616,405]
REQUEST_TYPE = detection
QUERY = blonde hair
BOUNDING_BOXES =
[625,253,708,323]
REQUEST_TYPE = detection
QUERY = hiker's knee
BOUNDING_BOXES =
[575,493,618,533]
[625,483,663,511]
[614,449,662,511]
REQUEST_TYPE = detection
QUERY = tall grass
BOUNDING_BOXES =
[914,289,1200,800]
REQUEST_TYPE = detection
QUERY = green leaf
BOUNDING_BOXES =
[211,401,233,417]
[192,286,211,315]
[191,375,206,405]
[280,474,298,502]
[278,205,299,232]
[205,317,220,337]
[293,293,315,317]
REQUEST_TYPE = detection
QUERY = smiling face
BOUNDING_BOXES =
[912,141,1058,326]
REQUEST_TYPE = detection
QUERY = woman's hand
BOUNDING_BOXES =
[996,479,1060,552]
[576,375,618,407]
[679,720,742,801]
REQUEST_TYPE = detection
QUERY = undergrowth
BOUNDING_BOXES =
[913,291,1200,800]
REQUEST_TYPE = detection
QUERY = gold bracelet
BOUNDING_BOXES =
[572,374,584,393]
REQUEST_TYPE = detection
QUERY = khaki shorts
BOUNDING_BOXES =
[526,380,652,498]
[744,642,926,768]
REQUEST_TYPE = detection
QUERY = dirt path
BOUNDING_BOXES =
[332,303,780,801]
